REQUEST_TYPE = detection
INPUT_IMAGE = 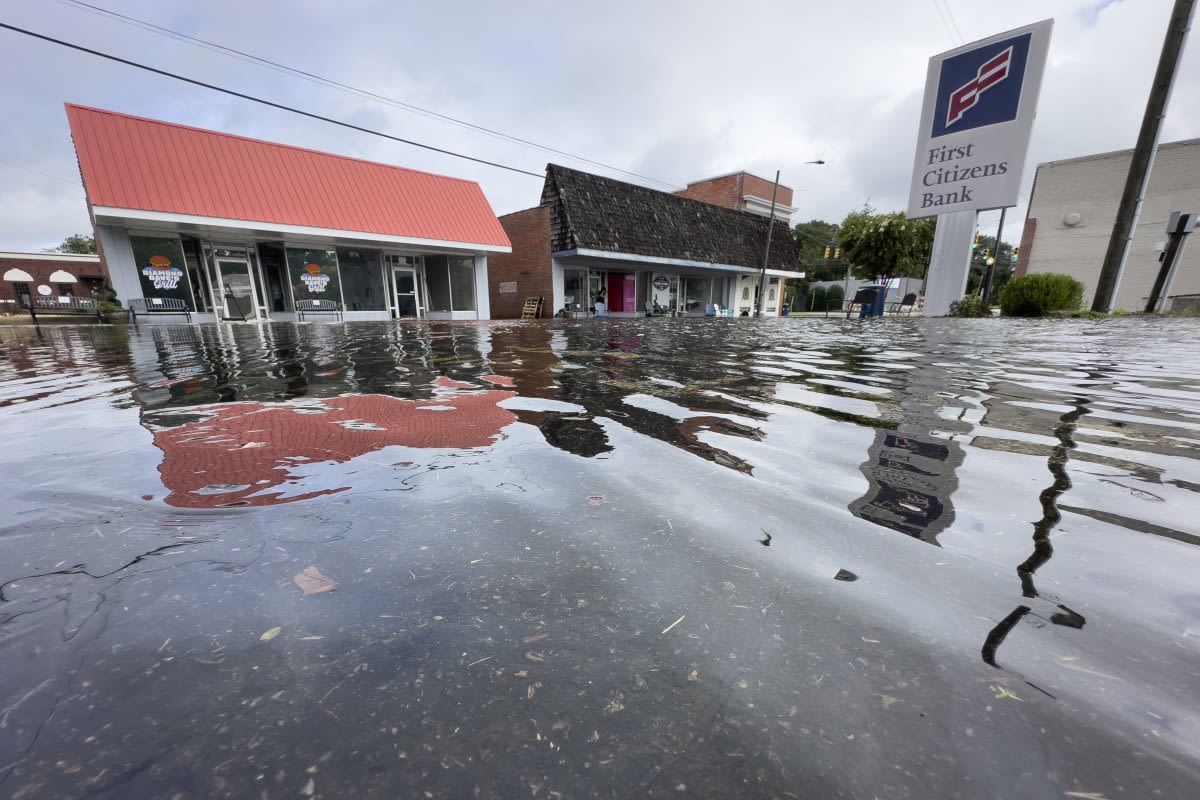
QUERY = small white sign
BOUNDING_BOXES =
[908,20,1053,218]
[36,284,52,296]
[498,281,517,294]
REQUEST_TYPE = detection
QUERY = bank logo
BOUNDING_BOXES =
[931,33,1030,138]
[947,48,1011,127]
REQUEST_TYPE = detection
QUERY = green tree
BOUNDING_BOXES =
[51,233,97,254]
[793,219,846,282]
[837,205,935,283]
[966,234,1015,298]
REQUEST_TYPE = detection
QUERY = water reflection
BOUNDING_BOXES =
[148,380,517,508]
[3,318,1200,798]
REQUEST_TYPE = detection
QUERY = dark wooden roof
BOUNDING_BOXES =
[541,164,802,272]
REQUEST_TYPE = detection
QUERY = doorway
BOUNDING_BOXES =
[393,269,423,318]
[216,257,257,320]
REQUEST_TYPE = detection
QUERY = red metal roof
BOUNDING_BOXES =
[65,104,511,249]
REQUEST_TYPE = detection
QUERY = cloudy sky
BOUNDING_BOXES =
[1,0,1197,252]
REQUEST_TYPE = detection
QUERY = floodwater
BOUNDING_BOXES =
[1,318,1199,799]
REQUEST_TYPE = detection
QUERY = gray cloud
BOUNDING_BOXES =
[1,0,1196,252]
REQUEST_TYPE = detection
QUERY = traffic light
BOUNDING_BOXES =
[981,248,990,259]
[834,247,841,259]
[1011,247,1020,262]
[972,233,980,249]
[823,246,831,259]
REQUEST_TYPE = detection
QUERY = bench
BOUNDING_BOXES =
[297,299,343,321]
[23,295,103,324]
[128,297,192,324]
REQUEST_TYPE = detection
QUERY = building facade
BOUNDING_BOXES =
[487,165,804,319]
[1,251,108,309]
[673,171,797,222]
[1016,138,1200,310]
[66,105,510,323]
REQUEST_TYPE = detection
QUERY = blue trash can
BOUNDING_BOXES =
[854,285,887,319]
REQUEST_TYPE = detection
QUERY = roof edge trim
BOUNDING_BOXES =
[93,207,512,253]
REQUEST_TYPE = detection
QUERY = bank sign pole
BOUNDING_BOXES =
[908,20,1053,316]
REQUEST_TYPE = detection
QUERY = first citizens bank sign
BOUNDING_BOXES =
[907,20,1053,219]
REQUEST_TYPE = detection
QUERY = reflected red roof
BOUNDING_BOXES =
[65,104,511,248]
[153,391,516,508]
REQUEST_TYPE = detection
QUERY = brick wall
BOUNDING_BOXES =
[674,174,740,209]
[739,173,794,208]
[0,254,107,303]
[1014,217,1036,277]
[675,172,794,214]
[487,207,553,319]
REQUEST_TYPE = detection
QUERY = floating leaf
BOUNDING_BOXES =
[260,626,282,641]
[293,565,337,595]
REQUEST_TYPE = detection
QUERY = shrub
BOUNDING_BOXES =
[809,286,827,311]
[1000,273,1084,317]
[948,296,990,317]
[827,284,845,309]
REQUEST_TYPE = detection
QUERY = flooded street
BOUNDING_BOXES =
[2,317,1200,799]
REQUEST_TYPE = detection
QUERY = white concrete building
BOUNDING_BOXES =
[1016,138,1200,310]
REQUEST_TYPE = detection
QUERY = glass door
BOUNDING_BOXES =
[216,258,258,320]
[393,268,422,318]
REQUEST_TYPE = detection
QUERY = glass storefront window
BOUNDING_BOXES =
[286,248,341,306]
[449,257,476,312]
[337,248,387,311]
[130,235,194,309]
[180,237,211,312]
[684,277,712,315]
[258,243,291,312]
[563,268,586,313]
[424,255,477,313]
[424,255,452,312]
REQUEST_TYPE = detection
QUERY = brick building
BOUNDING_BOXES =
[1016,138,1200,310]
[488,165,803,319]
[1,251,108,309]
[673,171,797,222]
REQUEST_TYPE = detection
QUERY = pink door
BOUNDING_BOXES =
[607,274,635,312]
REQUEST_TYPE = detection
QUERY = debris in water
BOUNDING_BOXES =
[260,627,282,641]
[834,569,858,582]
[522,633,550,644]
[662,615,686,635]
[587,495,606,505]
[990,684,1023,702]
[293,565,337,595]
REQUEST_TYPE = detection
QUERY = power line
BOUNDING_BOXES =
[56,0,681,190]
[940,0,966,43]
[928,0,959,45]
[0,157,79,185]
[0,21,546,179]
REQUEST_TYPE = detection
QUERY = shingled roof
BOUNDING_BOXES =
[541,164,802,272]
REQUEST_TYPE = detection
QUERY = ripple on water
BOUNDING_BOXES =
[2,317,1200,799]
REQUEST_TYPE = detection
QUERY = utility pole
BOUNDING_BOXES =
[1092,0,1195,312]
[754,171,781,318]
[1145,212,1197,312]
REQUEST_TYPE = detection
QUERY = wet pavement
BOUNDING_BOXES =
[2,317,1199,799]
